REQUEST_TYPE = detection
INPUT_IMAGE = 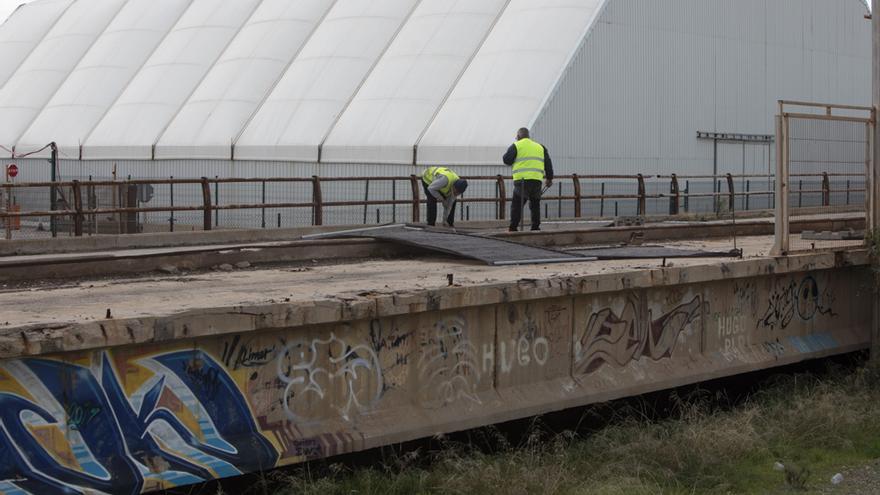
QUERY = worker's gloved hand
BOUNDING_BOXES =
[544,178,553,189]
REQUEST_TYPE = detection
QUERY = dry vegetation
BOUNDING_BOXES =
[217,360,880,495]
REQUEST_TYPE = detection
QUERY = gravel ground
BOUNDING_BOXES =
[819,460,880,494]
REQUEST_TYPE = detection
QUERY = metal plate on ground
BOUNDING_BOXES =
[304,225,595,266]
[569,245,741,260]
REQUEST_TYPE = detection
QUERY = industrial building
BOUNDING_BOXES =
[0,0,869,178]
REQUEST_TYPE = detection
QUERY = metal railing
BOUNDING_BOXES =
[773,100,874,254]
[0,172,864,239]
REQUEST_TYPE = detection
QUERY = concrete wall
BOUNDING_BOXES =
[0,265,870,493]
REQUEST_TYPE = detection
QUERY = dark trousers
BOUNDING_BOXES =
[510,179,543,231]
[423,183,456,226]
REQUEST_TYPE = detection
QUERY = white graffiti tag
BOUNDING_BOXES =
[276,333,383,423]
[418,318,482,408]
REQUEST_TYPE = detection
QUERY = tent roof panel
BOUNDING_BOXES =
[417,0,605,165]
[0,0,126,153]
[82,0,261,160]
[17,0,191,157]
[235,0,419,162]
[155,0,335,160]
[320,0,508,165]
[0,0,72,91]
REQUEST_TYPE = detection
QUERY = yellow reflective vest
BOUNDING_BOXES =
[422,167,460,197]
[512,138,546,181]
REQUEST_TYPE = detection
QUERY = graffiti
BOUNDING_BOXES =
[758,275,836,331]
[221,335,277,370]
[183,356,222,397]
[369,319,414,391]
[574,294,703,374]
[276,333,383,423]
[64,401,101,431]
[715,309,745,339]
[763,340,785,357]
[497,337,550,373]
[734,281,758,313]
[0,350,278,495]
[418,317,481,408]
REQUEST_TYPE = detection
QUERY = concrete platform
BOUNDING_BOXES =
[0,232,869,494]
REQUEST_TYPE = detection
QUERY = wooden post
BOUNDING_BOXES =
[669,174,680,215]
[496,175,507,220]
[201,177,212,231]
[636,174,646,216]
[410,175,420,223]
[572,174,582,218]
[72,180,83,237]
[312,176,323,226]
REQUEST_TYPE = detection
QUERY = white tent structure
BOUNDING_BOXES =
[0,0,870,179]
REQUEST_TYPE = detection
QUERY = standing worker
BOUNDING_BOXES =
[503,127,554,231]
[422,166,469,227]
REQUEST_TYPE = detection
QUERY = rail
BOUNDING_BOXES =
[0,172,865,238]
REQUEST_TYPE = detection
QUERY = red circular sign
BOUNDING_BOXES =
[6,164,17,178]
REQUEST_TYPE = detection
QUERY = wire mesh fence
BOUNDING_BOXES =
[775,101,872,253]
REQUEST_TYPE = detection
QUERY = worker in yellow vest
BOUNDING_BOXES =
[421,166,469,227]
[503,127,554,231]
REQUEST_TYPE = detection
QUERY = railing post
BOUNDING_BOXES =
[572,174,582,218]
[496,175,506,220]
[773,112,789,255]
[312,176,323,226]
[362,179,370,225]
[636,174,646,216]
[410,175,420,223]
[669,174,680,215]
[3,184,10,240]
[746,180,751,210]
[169,177,174,233]
[72,180,84,237]
[200,177,212,231]
[726,173,735,212]
[821,172,830,206]
[684,180,689,212]
[50,142,57,238]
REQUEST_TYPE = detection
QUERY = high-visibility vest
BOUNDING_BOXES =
[512,138,546,181]
[422,167,460,197]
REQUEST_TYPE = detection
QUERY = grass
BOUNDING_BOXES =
[224,360,880,495]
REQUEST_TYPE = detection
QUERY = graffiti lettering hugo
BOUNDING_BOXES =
[486,304,556,375]
[758,275,836,331]
[574,293,703,375]
[0,350,278,495]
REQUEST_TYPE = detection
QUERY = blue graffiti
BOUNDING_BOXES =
[0,350,278,494]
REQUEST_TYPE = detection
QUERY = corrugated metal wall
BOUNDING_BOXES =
[532,0,871,176]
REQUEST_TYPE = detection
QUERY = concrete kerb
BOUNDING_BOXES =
[0,211,864,257]
[0,248,867,360]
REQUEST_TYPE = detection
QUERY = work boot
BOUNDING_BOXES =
[530,226,540,231]
[508,227,518,232]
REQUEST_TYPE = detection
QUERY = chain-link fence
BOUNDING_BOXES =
[774,101,873,253]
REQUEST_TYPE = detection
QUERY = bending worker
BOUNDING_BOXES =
[503,127,554,231]
[422,166,469,227]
